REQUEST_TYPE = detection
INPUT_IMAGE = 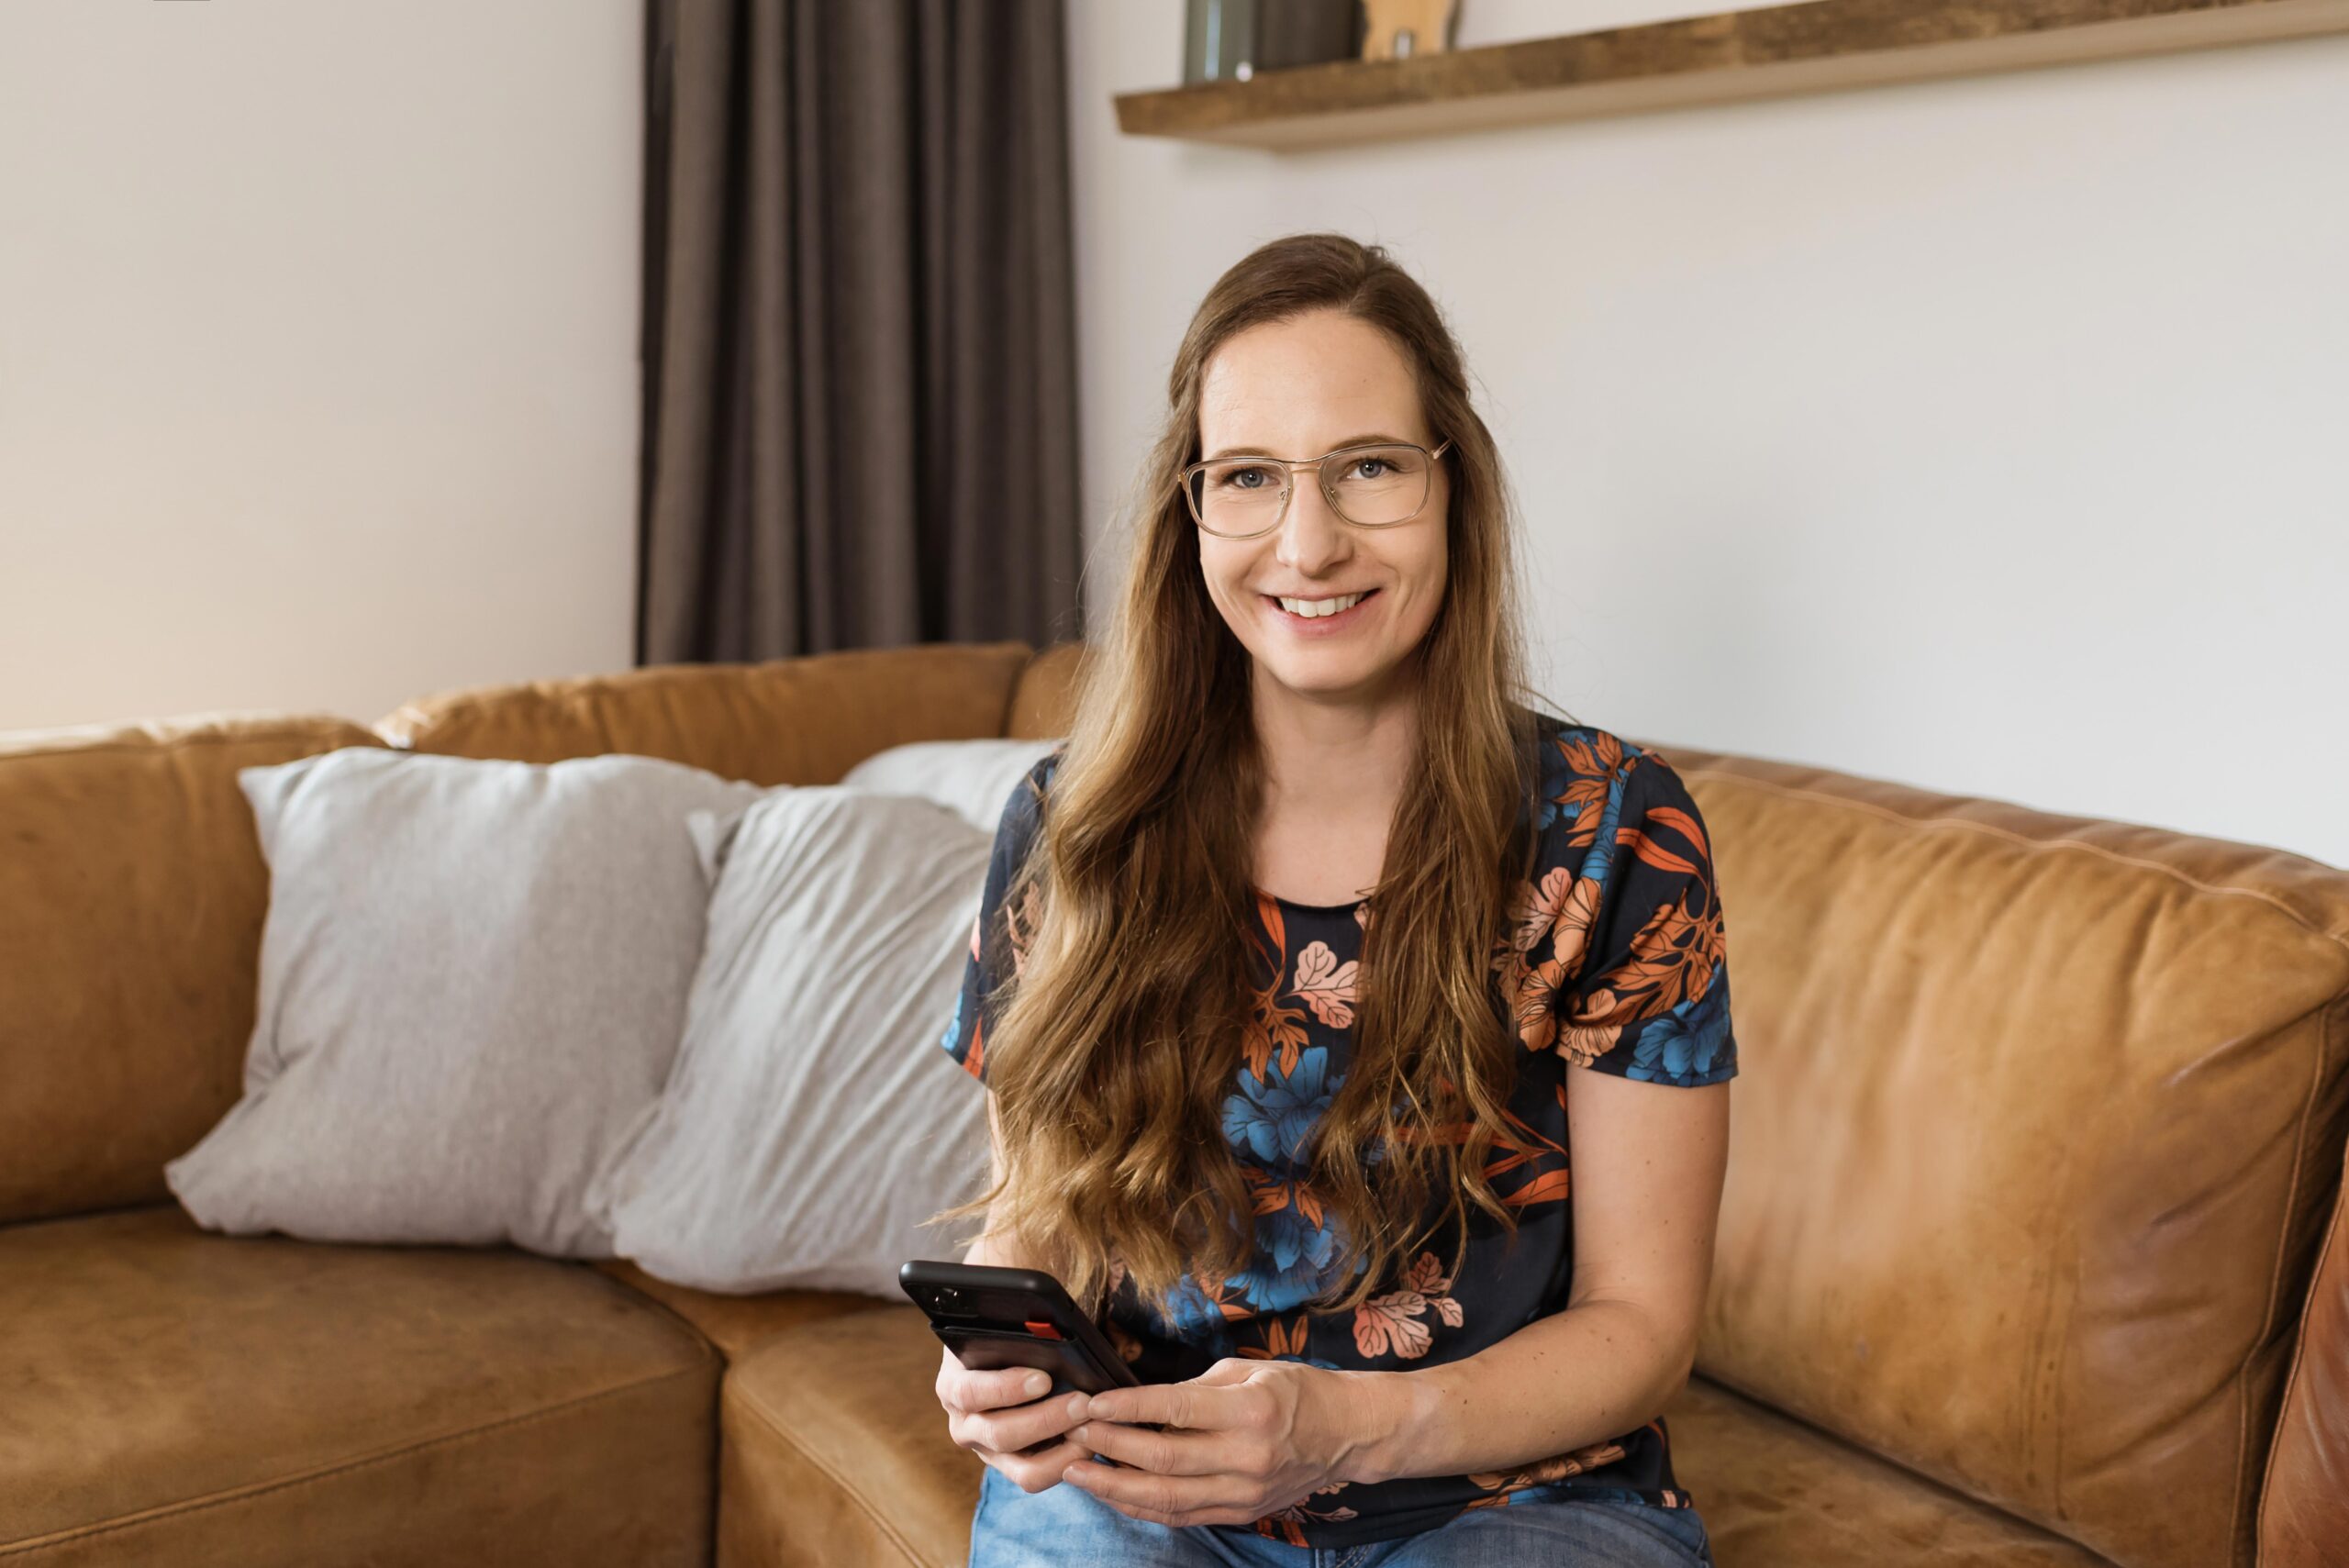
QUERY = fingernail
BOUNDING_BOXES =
[1025,1373,1049,1396]
[1069,1393,1092,1420]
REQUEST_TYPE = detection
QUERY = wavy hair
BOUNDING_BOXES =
[935,232,1575,1324]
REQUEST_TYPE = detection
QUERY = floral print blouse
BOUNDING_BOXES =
[936,710,1739,1550]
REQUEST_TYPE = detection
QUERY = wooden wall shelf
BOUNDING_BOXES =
[1114,0,2349,150]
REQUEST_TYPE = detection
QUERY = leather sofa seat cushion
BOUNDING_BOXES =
[717,1305,982,1568]
[374,640,1035,784]
[0,1206,718,1568]
[1670,1378,2113,1566]
[711,1301,2117,1568]
[587,1258,889,1362]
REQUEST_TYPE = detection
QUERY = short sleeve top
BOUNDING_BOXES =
[936,710,1738,1551]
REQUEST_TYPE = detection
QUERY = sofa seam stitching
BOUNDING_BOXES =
[0,1359,712,1559]
[1679,765,2349,958]
[725,1382,931,1568]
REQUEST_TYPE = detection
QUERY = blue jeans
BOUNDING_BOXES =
[966,1464,1717,1568]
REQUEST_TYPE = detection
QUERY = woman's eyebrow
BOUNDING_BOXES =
[1205,433,1413,461]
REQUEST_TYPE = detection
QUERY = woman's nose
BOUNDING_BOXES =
[1274,478,1351,570]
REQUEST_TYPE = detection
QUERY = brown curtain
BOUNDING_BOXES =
[637,0,1085,664]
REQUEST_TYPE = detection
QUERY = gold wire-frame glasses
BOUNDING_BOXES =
[1177,438,1453,539]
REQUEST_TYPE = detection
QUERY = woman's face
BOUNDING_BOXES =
[1194,308,1451,709]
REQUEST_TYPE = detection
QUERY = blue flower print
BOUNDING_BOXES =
[1146,1272,1239,1341]
[1220,1045,1338,1170]
[1225,1197,1347,1313]
[1624,971,1735,1085]
[1574,756,1640,892]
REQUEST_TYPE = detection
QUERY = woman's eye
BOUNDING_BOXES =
[1353,458,1389,479]
[1218,465,1270,489]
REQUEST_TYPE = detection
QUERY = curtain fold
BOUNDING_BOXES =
[638,0,1085,665]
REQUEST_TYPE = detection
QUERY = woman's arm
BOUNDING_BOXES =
[1347,1072,1731,1484]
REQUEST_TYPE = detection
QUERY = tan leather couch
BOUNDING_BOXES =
[2,639,2342,1568]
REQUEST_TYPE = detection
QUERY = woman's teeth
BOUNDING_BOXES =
[1276,591,1369,618]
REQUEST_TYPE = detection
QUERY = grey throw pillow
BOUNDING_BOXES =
[840,736,1063,834]
[165,747,765,1257]
[585,786,993,1296]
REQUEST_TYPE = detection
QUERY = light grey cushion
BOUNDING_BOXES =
[165,747,765,1258]
[586,786,993,1296]
[840,736,1062,834]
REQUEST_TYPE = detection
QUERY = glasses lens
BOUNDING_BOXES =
[1321,444,1431,526]
[1191,461,1287,537]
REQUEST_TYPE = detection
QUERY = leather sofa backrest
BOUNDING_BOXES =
[0,715,388,1225]
[1647,739,2349,1568]
[1005,639,1085,742]
[375,641,1036,781]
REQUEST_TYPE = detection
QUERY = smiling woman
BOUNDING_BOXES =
[926,233,1733,1566]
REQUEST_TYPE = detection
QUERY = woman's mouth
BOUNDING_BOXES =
[1262,588,1377,632]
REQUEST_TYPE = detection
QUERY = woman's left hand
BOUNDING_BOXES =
[1058,1358,1395,1527]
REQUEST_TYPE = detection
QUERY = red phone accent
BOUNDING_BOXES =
[1025,1319,1064,1340]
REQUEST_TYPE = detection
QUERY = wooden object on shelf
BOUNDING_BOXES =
[1117,0,2349,149]
[1362,0,1459,60]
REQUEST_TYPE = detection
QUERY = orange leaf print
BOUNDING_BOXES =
[1507,866,1573,955]
[1241,1167,1328,1229]
[1242,891,1313,1077]
[1556,884,1724,1067]
[1495,874,1600,1051]
[1193,1271,1254,1325]
[1353,1251,1463,1356]
[1503,1167,1572,1207]
[1289,940,1359,1028]
[1503,955,1567,1053]
[1621,802,1709,878]
[1400,1251,1464,1328]
[1352,1294,1432,1360]
[1398,1251,1448,1295]
[1250,1498,1357,1544]
[1466,1440,1629,1492]
[1241,1314,1313,1360]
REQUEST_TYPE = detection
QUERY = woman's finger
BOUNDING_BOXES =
[960,1390,1092,1457]
[983,1437,1093,1494]
[1067,1418,1230,1476]
[940,1360,1053,1415]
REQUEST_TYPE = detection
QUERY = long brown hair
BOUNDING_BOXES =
[935,232,1575,1324]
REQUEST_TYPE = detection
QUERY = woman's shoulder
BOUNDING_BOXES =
[1521,708,1705,851]
[1526,708,1686,789]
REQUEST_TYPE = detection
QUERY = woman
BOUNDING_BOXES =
[931,232,1735,1567]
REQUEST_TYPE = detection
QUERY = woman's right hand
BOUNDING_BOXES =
[936,1349,1096,1492]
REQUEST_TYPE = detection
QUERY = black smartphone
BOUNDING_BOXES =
[899,1258,1141,1399]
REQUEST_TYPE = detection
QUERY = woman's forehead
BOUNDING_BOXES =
[1199,317,1427,455]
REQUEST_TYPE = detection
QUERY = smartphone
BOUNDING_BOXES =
[899,1258,1141,1398]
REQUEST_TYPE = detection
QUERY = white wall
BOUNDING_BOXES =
[0,0,641,734]
[1065,4,2349,868]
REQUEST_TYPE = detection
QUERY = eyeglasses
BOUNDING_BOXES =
[1177,439,1452,539]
